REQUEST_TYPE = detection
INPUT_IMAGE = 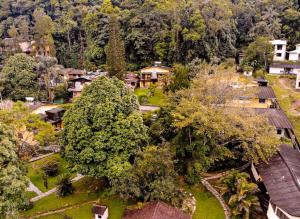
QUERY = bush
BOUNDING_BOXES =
[138,95,149,105]
[56,173,74,197]
[42,159,59,177]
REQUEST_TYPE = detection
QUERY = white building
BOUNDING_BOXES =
[296,71,300,89]
[271,40,287,61]
[92,205,108,219]
[269,40,300,75]
[251,145,300,219]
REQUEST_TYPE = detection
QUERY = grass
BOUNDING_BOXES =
[266,75,300,140]
[188,184,225,219]
[27,154,73,192]
[134,88,167,106]
[22,178,125,219]
[26,191,37,199]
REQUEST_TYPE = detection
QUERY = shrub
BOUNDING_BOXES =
[138,95,149,105]
[42,158,59,177]
[56,173,74,197]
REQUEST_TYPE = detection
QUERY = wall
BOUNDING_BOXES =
[289,53,300,61]
[269,67,284,74]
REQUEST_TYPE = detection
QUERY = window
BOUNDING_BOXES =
[276,208,289,219]
[259,98,266,103]
[277,45,283,50]
[276,53,282,57]
[298,82,300,87]
[277,129,282,135]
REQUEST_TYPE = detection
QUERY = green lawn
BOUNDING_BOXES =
[27,154,73,192]
[134,88,167,106]
[266,75,300,140]
[189,185,225,219]
[26,191,37,199]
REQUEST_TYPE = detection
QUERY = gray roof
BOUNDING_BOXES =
[257,87,276,99]
[271,62,300,69]
[255,108,293,129]
[45,107,65,114]
[258,145,300,216]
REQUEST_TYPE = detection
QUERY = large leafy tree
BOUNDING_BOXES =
[112,145,185,207]
[0,123,28,218]
[172,65,280,183]
[242,36,273,71]
[62,77,148,180]
[0,53,39,100]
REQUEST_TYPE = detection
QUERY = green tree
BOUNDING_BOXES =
[62,77,148,181]
[242,36,273,71]
[172,65,280,183]
[106,15,126,80]
[0,124,28,218]
[56,173,74,197]
[1,53,39,100]
[221,172,259,219]
[33,8,55,56]
[167,64,190,92]
[112,145,186,207]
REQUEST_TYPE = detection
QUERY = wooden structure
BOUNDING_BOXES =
[139,64,171,88]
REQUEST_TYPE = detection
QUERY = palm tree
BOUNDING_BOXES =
[221,172,260,219]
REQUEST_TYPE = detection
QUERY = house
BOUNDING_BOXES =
[68,71,105,98]
[92,205,108,219]
[68,77,92,98]
[271,40,287,61]
[125,73,139,89]
[296,71,300,89]
[64,68,86,80]
[251,144,300,219]
[122,201,191,219]
[269,40,300,74]
[255,108,293,137]
[45,107,65,128]
[139,62,171,88]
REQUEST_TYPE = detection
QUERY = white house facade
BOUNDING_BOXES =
[269,40,300,75]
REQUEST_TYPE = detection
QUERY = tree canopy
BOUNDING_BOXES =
[0,123,28,218]
[0,53,39,100]
[62,76,148,180]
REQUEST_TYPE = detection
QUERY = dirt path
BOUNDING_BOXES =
[22,200,95,219]
[278,78,293,90]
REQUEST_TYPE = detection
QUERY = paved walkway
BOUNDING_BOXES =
[27,182,43,196]
[30,174,84,202]
[139,105,160,112]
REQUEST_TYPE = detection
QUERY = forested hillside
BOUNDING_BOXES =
[0,0,299,69]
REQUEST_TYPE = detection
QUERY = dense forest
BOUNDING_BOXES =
[0,0,299,70]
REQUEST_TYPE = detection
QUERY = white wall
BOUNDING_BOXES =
[267,202,300,219]
[269,67,284,74]
[289,52,300,61]
[251,163,260,181]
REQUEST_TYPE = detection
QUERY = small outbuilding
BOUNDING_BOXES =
[92,205,108,219]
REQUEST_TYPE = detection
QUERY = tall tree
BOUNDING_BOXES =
[112,145,186,207]
[106,14,126,80]
[0,124,28,218]
[172,65,280,183]
[62,77,148,181]
[33,8,55,56]
[1,53,39,100]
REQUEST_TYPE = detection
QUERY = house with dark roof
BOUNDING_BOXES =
[45,107,65,128]
[255,108,293,137]
[122,201,191,219]
[269,40,300,75]
[92,205,108,219]
[251,144,300,219]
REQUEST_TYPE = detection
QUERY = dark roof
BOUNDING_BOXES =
[255,108,293,129]
[257,87,276,99]
[69,77,92,82]
[122,201,191,219]
[92,205,107,215]
[45,107,65,114]
[258,145,300,216]
[271,62,300,69]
